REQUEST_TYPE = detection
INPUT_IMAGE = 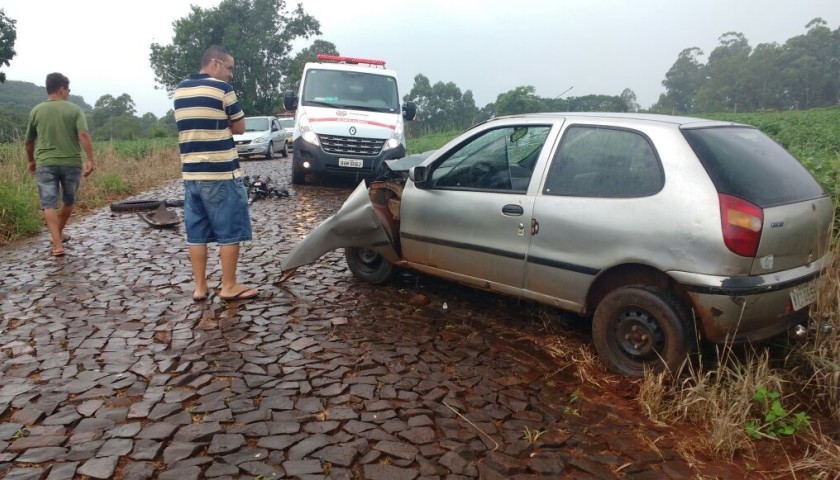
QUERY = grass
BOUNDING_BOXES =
[407,130,460,155]
[0,138,180,245]
[637,234,840,477]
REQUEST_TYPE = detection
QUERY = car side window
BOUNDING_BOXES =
[543,126,663,198]
[430,125,551,192]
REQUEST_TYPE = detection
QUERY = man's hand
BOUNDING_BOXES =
[25,140,36,175]
[83,160,95,177]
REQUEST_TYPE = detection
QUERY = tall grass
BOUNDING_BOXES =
[0,138,180,245]
[638,232,840,477]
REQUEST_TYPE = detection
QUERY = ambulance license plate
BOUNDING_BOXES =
[338,158,363,168]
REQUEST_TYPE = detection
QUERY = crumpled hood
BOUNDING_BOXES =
[281,181,390,272]
[382,150,436,172]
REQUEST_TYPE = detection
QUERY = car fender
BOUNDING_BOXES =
[281,181,395,273]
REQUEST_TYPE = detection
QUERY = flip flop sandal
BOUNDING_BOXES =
[219,288,259,301]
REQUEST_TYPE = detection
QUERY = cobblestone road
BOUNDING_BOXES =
[0,158,737,479]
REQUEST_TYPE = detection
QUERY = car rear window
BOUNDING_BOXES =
[682,127,825,207]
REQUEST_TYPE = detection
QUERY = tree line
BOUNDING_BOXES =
[1,2,837,143]
[654,18,839,114]
[0,81,177,144]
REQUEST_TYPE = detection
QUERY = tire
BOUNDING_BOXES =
[266,142,274,160]
[345,247,396,284]
[110,199,163,213]
[592,285,694,377]
[280,142,288,158]
[291,161,305,185]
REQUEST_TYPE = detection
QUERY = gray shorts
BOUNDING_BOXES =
[36,166,82,209]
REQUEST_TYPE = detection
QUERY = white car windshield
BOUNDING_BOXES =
[244,118,270,132]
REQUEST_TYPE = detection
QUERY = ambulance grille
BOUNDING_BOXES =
[318,134,384,157]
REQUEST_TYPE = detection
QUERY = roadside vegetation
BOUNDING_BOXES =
[0,138,179,245]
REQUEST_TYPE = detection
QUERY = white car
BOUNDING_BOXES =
[278,117,294,150]
[233,116,288,159]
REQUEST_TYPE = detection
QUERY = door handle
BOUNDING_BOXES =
[502,204,524,216]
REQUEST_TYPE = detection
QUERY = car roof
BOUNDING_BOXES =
[492,112,747,129]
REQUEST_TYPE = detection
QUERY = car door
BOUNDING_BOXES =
[270,119,282,151]
[525,123,665,312]
[399,122,555,292]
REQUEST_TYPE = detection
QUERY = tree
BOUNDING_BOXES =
[404,74,478,133]
[90,94,140,139]
[619,88,640,112]
[0,9,17,83]
[495,86,545,116]
[149,0,321,115]
[281,39,339,96]
[661,47,706,113]
[90,94,137,132]
[695,32,752,112]
[777,18,838,109]
[567,94,627,112]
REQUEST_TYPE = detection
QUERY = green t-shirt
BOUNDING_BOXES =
[25,99,89,168]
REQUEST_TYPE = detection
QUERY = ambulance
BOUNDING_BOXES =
[283,54,416,184]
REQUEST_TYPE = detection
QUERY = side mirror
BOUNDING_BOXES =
[409,165,427,187]
[402,101,416,121]
[283,91,298,112]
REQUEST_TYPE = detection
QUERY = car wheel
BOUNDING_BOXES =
[291,161,305,185]
[592,285,693,377]
[266,142,274,160]
[345,247,396,284]
[280,142,288,158]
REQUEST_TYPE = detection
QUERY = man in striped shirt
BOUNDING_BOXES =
[174,45,257,302]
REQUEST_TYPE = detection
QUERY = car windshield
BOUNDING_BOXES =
[301,69,400,112]
[278,119,294,129]
[244,118,270,132]
[682,127,825,207]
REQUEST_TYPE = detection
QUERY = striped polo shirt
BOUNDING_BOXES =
[173,73,246,181]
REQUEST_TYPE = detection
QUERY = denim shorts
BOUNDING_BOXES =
[35,166,83,209]
[184,177,252,245]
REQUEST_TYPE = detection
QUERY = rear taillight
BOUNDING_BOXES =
[719,194,763,257]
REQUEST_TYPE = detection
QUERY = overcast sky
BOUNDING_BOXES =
[3,0,837,117]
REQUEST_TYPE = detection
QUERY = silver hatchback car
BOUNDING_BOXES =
[282,113,833,376]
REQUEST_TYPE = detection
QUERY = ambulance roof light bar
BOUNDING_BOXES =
[316,54,386,68]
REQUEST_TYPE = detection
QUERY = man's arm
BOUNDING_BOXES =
[78,131,95,177]
[229,117,245,135]
[25,140,36,174]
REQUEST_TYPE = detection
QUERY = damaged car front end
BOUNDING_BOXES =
[280,152,431,283]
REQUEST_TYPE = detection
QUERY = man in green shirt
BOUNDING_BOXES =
[25,72,95,257]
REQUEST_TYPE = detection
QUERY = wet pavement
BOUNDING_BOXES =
[0,158,739,479]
